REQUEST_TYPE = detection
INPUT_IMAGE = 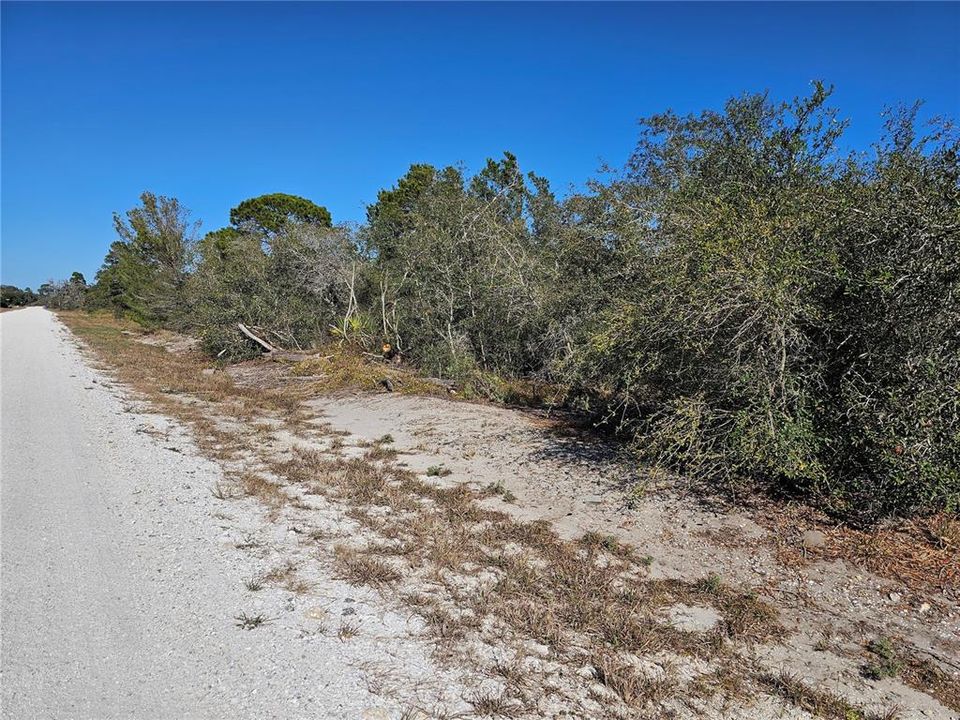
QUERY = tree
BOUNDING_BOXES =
[106,191,199,326]
[36,272,87,309]
[87,242,127,312]
[364,164,436,261]
[229,193,331,236]
[366,154,564,380]
[189,222,355,359]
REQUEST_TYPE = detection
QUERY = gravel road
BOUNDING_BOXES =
[0,308,419,719]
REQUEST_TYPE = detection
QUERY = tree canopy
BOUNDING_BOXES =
[229,193,332,235]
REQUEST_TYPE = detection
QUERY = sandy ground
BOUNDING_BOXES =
[312,393,959,719]
[0,308,458,719]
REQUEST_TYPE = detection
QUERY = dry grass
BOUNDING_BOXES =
[364,444,399,462]
[271,444,782,712]
[766,502,959,599]
[244,576,264,591]
[593,654,676,708]
[211,480,241,500]
[333,545,403,587]
[858,637,960,711]
[337,619,360,641]
[289,348,446,397]
[484,480,517,503]
[466,689,523,717]
[238,471,288,507]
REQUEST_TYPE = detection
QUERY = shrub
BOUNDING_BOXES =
[188,222,357,359]
[567,87,959,522]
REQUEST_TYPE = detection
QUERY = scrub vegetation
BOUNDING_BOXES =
[57,85,958,525]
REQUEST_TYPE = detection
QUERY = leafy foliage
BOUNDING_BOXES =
[364,153,567,379]
[189,222,355,359]
[36,272,87,309]
[567,86,959,520]
[1,284,38,307]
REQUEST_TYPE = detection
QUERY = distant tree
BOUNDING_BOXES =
[229,193,331,236]
[36,272,87,309]
[86,242,127,312]
[0,285,38,307]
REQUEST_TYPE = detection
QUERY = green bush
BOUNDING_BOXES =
[188,222,356,360]
[567,87,959,522]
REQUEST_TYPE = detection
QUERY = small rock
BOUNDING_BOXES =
[888,592,902,602]
[918,602,931,614]
[304,607,326,620]
[342,606,357,616]
[584,495,603,505]
[802,530,826,549]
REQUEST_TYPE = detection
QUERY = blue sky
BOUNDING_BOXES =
[2,2,958,289]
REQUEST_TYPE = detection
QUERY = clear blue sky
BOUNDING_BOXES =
[2,2,958,289]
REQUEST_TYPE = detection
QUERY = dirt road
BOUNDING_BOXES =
[0,308,406,719]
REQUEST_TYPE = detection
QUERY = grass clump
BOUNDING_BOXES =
[863,637,904,680]
[484,480,517,503]
[333,545,403,587]
[235,612,271,630]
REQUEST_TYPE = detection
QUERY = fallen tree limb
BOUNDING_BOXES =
[237,323,326,362]
[238,323,278,353]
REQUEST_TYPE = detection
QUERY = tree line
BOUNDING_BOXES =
[2,273,88,309]
[59,85,960,523]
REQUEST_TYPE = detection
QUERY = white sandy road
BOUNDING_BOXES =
[0,308,440,719]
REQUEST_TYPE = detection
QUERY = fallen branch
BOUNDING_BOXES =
[238,323,278,353]
[237,324,334,363]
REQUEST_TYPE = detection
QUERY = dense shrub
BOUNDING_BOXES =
[567,88,959,521]
[363,154,567,379]
[189,222,356,359]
